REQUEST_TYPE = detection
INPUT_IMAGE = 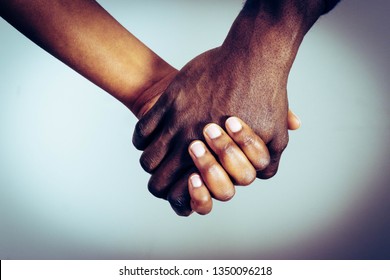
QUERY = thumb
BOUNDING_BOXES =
[288,108,301,130]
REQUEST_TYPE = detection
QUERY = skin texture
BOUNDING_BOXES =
[1,0,334,216]
[133,0,340,216]
[134,45,289,216]
[137,74,300,216]
[0,0,287,217]
[189,117,273,215]
[0,0,177,116]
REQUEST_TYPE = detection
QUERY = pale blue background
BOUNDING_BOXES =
[0,0,389,259]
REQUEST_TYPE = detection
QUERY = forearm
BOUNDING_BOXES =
[0,0,175,116]
[243,0,340,27]
[222,0,340,72]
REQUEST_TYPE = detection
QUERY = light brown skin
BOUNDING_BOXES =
[133,0,340,216]
[189,116,274,215]
[0,0,177,114]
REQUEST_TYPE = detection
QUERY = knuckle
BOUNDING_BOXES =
[254,155,271,171]
[193,202,212,215]
[240,134,256,148]
[272,143,286,155]
[272,135,289,154]
[204,163,220,176]
[220,141,235,155]
[135,121,147,138]
[191,191,212,210]
[195,195,211,208]
[256,165,278,179]
[216,187,235,202]
[147,178,168,199]
[139,153,158,173]
[132,122,148,150]
[235,169,256,186]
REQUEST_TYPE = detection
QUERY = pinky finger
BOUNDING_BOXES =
[188,173,213,215]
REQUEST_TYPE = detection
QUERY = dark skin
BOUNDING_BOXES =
[1,0,337,216]
[133,0,341,216]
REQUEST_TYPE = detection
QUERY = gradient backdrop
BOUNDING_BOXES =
[0,0,389,259]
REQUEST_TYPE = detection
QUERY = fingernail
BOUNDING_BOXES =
[205,124,221,139]
[190,174,203,188]
[190,141,206,158]
[226,117,242,133]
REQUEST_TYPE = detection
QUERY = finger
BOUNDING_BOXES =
[147,145,192,199]
[166,169,195,217]
[256,132,288,179]
[139,127,173,173]
[256,153,281,179]
[225,117,270,172]
[203,123,257,186]
[188,173,212,215]
[288,109,301,130]
[188,141,235,201]
[132,93,172,150]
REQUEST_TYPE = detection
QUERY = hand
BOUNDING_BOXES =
[188,117,272,215]
[134,64,299,217]
[133,45,297,216]
[132,1,312,215]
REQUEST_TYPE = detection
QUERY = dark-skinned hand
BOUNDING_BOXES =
[132,0,320,216]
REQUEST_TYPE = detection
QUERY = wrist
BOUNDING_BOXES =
[128,68,178,119]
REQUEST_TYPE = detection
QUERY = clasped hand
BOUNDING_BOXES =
[133,45,299,216]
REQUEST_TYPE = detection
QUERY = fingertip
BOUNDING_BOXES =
[188,173,212,215]
[191,200,212,215]
[216,185,236,202]
[237,167,257,186]
[189,141,206,158]
[132,122,147,150]
[254,153,271,171]
[204,123,222,140]
[288,109,301,130]
[226,116,243,133]
[189,174,203,188]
